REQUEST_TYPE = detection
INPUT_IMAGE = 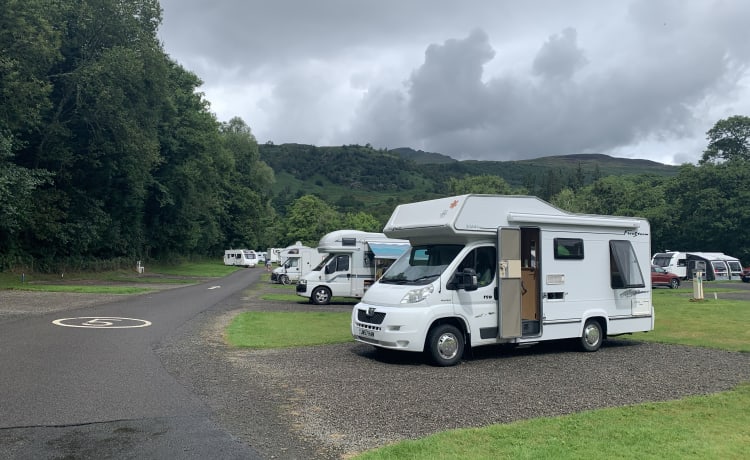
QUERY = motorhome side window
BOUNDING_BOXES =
[554,238,584,259]
[609,240,645,289]
[457,247,496,287]
[326,254,350,274]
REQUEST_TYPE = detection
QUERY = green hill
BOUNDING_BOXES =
[259,143,680,222]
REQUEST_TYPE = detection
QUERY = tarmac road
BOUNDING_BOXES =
[0,269,264,459]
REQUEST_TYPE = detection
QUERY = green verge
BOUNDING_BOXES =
[354,383,750,460]
[0,259,240,294]
[226,311,353,348]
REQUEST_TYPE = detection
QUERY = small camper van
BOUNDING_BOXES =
[223,249,258,268]
[351,194,654,366]
[296,230,410,305]
[271,243,325,284]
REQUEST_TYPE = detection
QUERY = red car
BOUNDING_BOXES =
[742,267,750,283]
[651,265,680,289]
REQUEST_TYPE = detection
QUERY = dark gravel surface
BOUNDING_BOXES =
[155,281,750,460]
[3,279,750,459]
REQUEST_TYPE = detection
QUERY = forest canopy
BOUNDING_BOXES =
[1,0,749,271]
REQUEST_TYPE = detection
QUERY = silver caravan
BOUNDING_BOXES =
[296,230,410,305]
[352,194,654,366]
[223,249,258,268]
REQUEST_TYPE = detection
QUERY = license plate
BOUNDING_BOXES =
[359,328,375,338]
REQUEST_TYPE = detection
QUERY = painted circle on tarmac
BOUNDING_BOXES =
[52,317,152,329]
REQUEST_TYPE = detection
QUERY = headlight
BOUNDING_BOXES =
[400,284,434,304]
[298,279,307,286]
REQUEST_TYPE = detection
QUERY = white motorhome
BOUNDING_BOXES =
[296,230,410,305]
[651,251,688,279]
[223,249,258,268]
[267,248,284,264]
[351,194,654,366]
[271,244,325,284]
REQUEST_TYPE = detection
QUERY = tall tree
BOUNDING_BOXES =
[700,115,750,164]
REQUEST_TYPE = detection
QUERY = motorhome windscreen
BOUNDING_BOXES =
[313,254,334,271]
[380,244,464,285]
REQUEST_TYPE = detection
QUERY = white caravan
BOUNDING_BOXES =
[272,244,325,284]
[351,194,654,366]
[651,251,688,278]
[296,230,410,305]
[223,249,258,268]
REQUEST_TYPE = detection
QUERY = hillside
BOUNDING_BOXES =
[259,143,680,222]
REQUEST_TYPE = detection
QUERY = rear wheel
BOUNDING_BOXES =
[311,286,332,305]
[426,324,464,366]
[579,319,603,352]
[669,278,680,289]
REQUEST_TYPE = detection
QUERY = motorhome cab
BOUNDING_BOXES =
[296,230,410,305]
[271,243,325,284]
[352,194,654,366]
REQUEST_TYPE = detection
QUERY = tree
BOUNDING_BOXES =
[447,175,514,194]
[285,195,341,246]
[341,212,381,232]
[700,115,750,164]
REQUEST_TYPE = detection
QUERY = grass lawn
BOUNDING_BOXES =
[0,259,239,294]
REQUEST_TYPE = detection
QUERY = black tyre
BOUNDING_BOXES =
[669,278,680,289]
[280,275,290,285]
[426,324,464,366]
[579,319,603,352]
[311,286,332,305]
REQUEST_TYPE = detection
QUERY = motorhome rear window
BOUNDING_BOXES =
[554,238,584,260]
[609,240,645,289]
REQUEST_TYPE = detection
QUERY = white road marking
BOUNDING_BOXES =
[52,317,152,328]
[208,285,221,290]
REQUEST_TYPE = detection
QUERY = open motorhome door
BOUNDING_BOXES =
[498,227,522,338]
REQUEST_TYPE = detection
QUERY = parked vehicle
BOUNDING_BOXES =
[651,265,680,289]
[741,267,750,283]
[296,230,410,305]
[271,244,324,285]
[651,251,688,279]
[352,194,654,366]
[223,249,257,268]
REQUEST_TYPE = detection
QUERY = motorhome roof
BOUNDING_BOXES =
[316,230,407,253]
[384,194,646,242]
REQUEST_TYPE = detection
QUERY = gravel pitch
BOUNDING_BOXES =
[3,281,750,459]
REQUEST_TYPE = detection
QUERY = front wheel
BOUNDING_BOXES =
[579,319,604,352]
[426,324,464,366]
[669,278,680,289]
[311,286,332,305]
[280,275,290,285]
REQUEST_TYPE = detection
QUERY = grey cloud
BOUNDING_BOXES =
[532,28,587,80]
[407,29,495,138]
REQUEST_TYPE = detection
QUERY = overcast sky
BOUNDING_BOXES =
[157,0,750,165]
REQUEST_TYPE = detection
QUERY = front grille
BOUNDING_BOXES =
[296,284,306,293]
[357,309,386,324]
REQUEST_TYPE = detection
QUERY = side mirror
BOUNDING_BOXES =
[447,268,478,291]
